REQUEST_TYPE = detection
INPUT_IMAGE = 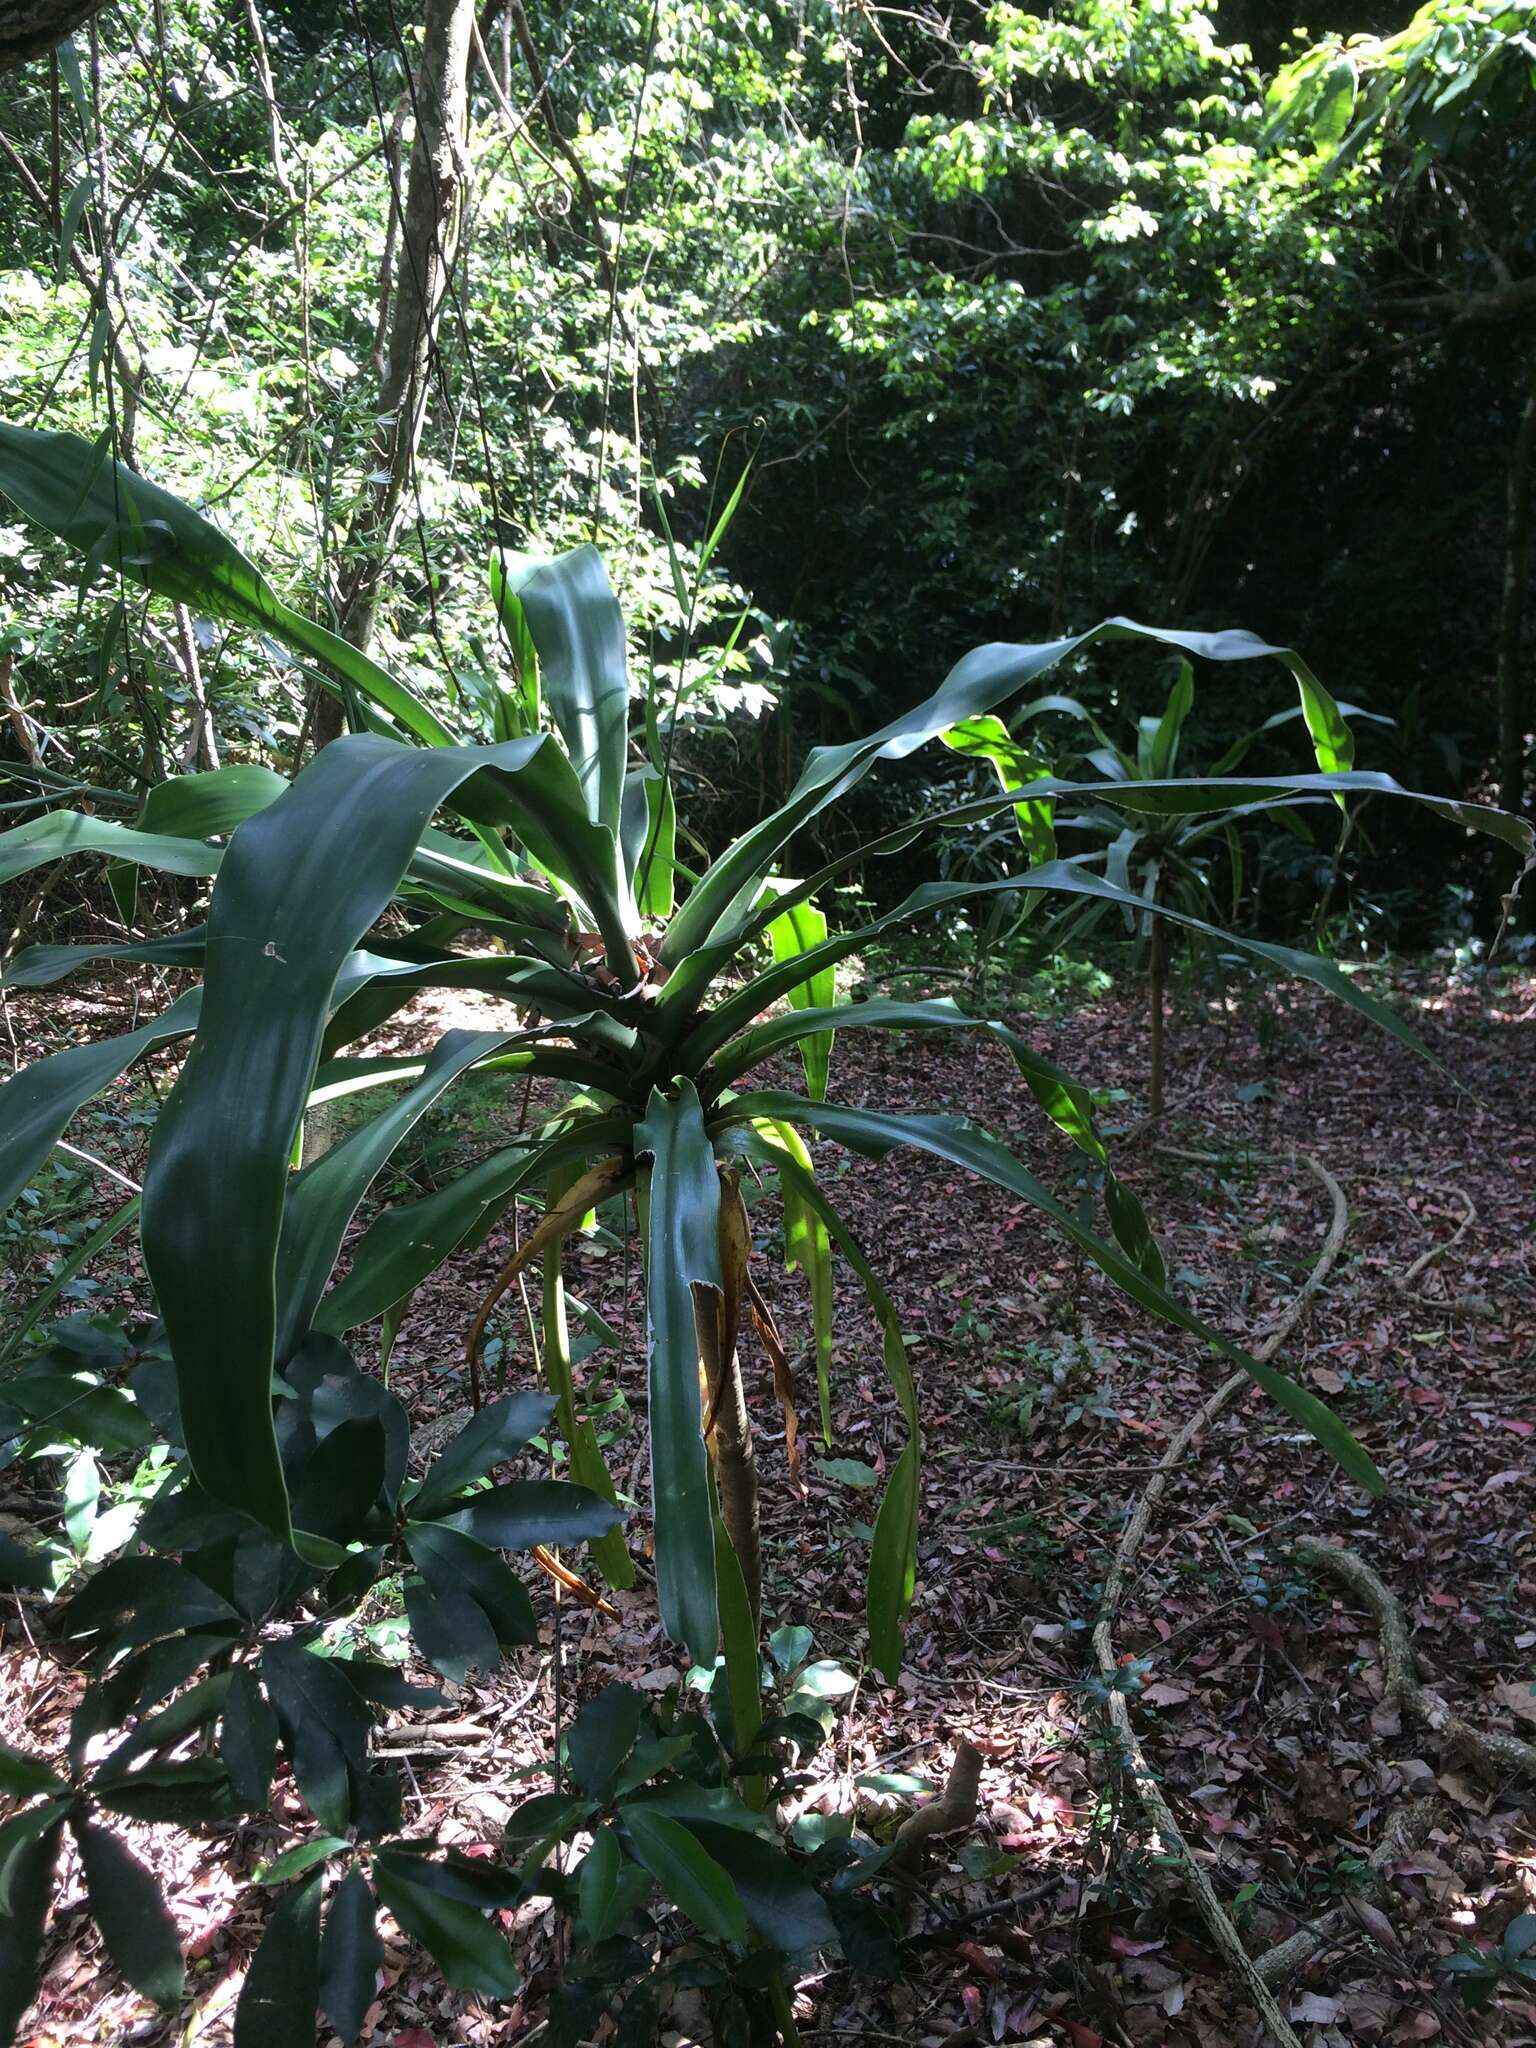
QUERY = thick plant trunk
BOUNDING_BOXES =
[1496,350,1536,818]
[699,1173,762,1630]
[314,0,475,747]
[0,0,114,68]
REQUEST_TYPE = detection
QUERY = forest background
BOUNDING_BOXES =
[1,0,1533,934]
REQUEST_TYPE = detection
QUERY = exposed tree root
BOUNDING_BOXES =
[1295,1538,1536,1786]
[890,1739,983,1872]
[1090,1152,1350,2048]
[1253,1796,1438,1986]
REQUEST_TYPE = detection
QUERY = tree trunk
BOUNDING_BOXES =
[0,0,115,69]
[313,0,476,748]
[1496,349,1536,819]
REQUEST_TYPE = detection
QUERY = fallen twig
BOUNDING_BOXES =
[1089,1152,1350,2048]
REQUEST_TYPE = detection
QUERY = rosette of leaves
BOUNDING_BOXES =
[0,1310,619,2044]
[503,1674,899,2048]
[944,657,1399,1109]
[0,419,1530,1710]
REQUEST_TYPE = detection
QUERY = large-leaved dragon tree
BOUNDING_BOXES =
[1,420,1530,1701]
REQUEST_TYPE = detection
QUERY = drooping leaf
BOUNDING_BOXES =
[0,988,201,1218]
[275,1030,529,1364]
[636,1082,722,1665]
[234,1869,322,2048]
[73,1820,185,2006]
[0,421,456,748]
[541,1227,635,1590]
[319,1866,381,2045]
[734,1131,920,1681]
[142,731,634,1542]
[315,1112,631,1336]
[660,614,1363,965]
[729,1094,1381,1495]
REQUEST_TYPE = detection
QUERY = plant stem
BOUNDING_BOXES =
[1148,909,1167,1118]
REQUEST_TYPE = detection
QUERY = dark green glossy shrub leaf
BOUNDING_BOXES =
[0,1813,62,2048]
[373,1851,522,1997]
[234,1869,322,2048]
[221,1666,278,1811]
[425,1479,622,1552]
[73,1820,184,2005]
[566,1684,645,1801]
[622,1808,746,1944]
[412,1392,556,1513]
[683,1820,837,1953]
[320,1866,381,2045]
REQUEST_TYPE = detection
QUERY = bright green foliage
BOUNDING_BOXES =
[0,425,1529,2048]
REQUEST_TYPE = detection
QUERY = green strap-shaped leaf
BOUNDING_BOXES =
[754,1118,835,1447]
[723,1092,1382,1498]
[940,716,1057,867]
[137,763,291,840]
[660,614,1358,965]
[636,1081,722,1666]
[711,999,1163,1286]
[731,1127,918,1682]
[140,732,630,1540]
[4,928,209,988]
[683,864,1441,1078]
[315,1111,630,1335]
[622,766,676,920]
[0,421,456,750]
[1142,662,1194,778]
[764,886,834,1101]
[504,544,630,842]
[274,1028,529,1363]
[0,810,225,888]
[0,988,200,1216]
[657,766,1529,1032]
[543,1208,635,1591]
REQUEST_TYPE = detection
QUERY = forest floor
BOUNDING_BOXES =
[3,955,1534,2048]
